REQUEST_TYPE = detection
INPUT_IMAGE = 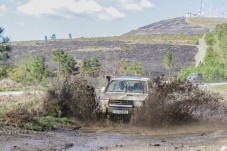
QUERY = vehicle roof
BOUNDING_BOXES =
[111,76,150,81]
[188,73,202,76]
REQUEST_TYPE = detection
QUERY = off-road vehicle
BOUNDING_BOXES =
[186,73,203,83]
[96,76,149,116]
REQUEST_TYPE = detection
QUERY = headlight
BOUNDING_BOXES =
[99,99,109,105]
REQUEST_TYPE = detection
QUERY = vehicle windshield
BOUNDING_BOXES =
[106,80,147,93]
[187,73,202,78]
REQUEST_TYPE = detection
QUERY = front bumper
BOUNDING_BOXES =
[107,107,134,115]
[97,105,134,115]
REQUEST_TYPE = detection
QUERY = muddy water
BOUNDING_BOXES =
[1,121,227,151]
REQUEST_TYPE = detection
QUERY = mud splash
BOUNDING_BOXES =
[43,76,96,121]
[131,77,227,127]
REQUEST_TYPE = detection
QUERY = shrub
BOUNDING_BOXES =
[205,33,216,46]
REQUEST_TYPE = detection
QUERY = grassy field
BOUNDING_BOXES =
[11,34,202,46]
[208,84,227,101]
[187,17,227,29]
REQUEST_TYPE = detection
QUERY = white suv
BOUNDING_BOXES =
[96,76,149,115]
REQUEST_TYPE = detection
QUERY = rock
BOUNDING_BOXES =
[200,133,206,136]
[72,126,82,130]
[65,143,74,149]
[98,146,104,149]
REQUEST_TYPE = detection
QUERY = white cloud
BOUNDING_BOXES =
[18,22,25,26]
[118,0,155,11]
[140,0,154,8]
[17,0,125,20]
[0,4,6,13]
[98,7,125,20]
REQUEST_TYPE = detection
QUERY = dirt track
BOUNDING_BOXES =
[1,122,227,151]
[195,35,207,66]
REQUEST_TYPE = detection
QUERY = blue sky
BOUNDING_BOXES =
[0,0,226,41]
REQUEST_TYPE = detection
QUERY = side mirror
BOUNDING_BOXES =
[101,87,106,93]
[106,76,111,84]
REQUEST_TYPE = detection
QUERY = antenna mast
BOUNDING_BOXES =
[221,0,225,18]
[214,7,218,17]
[199,0,205,16]
[209,4,212,17]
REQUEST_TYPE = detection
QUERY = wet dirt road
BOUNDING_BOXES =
[1,122,227,151]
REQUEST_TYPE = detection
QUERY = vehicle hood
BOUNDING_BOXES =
[99,92,148,101]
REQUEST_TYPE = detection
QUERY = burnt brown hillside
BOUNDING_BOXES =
[8,40,197,77]
[124,17,209,36]
[5,17,214,78]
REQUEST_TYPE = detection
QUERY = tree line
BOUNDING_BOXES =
[0,28,144,87]
[0,25,177,86]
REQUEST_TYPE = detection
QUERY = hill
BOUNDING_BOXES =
[8,38,197,78]
[124,17,227,36]
[6,17,223,78]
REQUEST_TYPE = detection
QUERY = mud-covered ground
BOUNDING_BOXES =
[1,121,227,151]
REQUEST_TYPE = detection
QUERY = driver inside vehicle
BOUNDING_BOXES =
[132,83,143,93]
[117,81,126,91]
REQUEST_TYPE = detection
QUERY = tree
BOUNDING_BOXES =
[2,36,10,43]
[163,51,174,76]
[53,49,64,74]
[128,61,143,76]
[80,57,101,77]
[61,55,77,75]
[32,55,47,89]
[44,35,48,42]
[50,34,56,41]
[0,27,10,61]
[9,55,48,86]
[0,27,11,79]
[118,58,128,75]
[69,33,72,39]
[32,56,46,81]
[53,49,78,76]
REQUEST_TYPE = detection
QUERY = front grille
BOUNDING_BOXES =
[109,100,133,106]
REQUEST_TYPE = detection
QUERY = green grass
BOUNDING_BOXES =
[24,116,71,131]
[24,122,44,131]
[40,116,71,126]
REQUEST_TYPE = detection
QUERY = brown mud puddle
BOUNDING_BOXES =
[1,121,227,151]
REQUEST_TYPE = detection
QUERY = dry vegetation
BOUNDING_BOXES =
[187,17,227,29]
[10,34,201,46]
[0,76,96,129]
[208,84,227,101]
[0,79,23,91]
[0,92,43,127]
